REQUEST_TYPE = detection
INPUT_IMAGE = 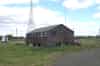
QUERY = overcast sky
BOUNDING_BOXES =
[0,0,100,36]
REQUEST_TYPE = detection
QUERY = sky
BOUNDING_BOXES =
[0,0,100,36]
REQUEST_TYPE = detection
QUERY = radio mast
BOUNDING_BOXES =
[27,0,35,32]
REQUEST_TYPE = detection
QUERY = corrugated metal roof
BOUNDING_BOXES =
[32,24,59,32]
[27,24,73,34]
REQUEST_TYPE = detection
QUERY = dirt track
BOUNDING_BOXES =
[52,48,100,66]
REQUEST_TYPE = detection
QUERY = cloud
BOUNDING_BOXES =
[0,17,15,36]
[0,6,63,36]
[93,12,100,19]
[66,21,99,36]
[49,0,57,2]
[63,0,94,10]
[0,5,99,36]
[0,0,39,5]
[93,0,100,19]
[33,7,63,25]
[49,0,62,3]
[96,0,100,4]
[97,6,100,10]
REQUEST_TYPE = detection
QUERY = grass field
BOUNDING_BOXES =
[0,38,100,66]
[80,38,100,48]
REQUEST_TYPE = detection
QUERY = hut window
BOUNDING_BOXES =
[40,32,47,37]
[33,33,36,37]
[37,32,39,37]
[40,32,44,37]
[44,32,47,37]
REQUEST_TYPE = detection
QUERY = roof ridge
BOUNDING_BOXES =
[27,24,73,34]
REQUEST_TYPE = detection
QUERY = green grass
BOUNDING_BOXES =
[80,38,100,48]
[0,42,81,66]
[0,38,100,66]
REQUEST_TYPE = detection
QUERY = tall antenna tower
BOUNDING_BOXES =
[27,0,35,32]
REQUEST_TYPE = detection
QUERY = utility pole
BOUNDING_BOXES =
[15,20,18,37]
[16,27,18,37]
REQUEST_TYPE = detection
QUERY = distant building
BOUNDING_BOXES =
[26,24,74,47]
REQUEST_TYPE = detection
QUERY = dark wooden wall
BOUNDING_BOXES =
[26,25,74,47]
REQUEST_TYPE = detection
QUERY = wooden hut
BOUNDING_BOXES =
[26,24,74,47]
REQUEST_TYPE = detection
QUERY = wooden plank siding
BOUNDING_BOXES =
[26,24,74,47]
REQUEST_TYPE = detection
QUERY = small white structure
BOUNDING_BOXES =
[1,35,8,43]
